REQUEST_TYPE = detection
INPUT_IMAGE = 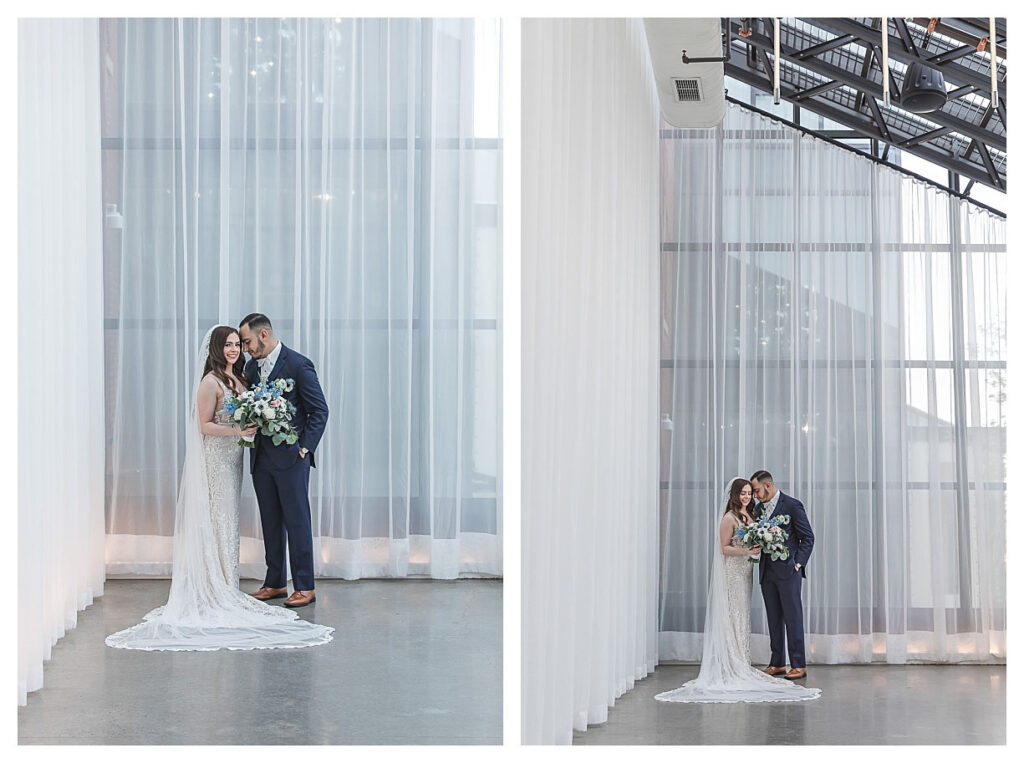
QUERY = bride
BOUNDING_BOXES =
[655,477,819,703]
[105,326,334,651]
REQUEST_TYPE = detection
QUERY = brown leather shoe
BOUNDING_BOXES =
[250,586,288,601]
[283,590,316,608]
[763,665,788,676]
[784,668,807,680]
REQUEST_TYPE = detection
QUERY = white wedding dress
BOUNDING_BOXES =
[105,328,334,651]
[655,479,820,703]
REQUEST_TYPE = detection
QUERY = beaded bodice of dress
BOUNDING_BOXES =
[202,376,244,586]
[723,520,754,664]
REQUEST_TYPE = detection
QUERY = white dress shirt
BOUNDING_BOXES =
[258,341,282,381]
[762,488,782,519]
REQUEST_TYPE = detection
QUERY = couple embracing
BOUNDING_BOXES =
[106,314,333,652]
[656,471,821,704]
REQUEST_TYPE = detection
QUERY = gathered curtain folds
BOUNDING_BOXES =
[521,18,661,745]
[18,19,107,705]
[103,18,502,580]
[659,102,1006,665]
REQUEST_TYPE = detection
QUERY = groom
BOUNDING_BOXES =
[239,313,329,608]
[750,470,814,680]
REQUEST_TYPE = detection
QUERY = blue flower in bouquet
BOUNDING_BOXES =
[222,378,299,448]
[736,513,792,563]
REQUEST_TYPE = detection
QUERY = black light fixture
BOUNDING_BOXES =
[901,61,948,113]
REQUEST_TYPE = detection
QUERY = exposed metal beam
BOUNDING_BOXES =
[801,17,1006,99]
[794,33,857,59]
[854,25,877,114]
[962,105,995,162]
[901,126,954,148]
[930,44,979,65]
[728,21,1006,151]
[962,17,1007,39]
[793,79,844,101]
[863,94,892,141]
[946,84,980,101]
[925,17,1007,49]
[867,42,902,103]
[725,59,1005,190]
[975,140,1004,189]
[717,91,1006,217]
[913,17,1007,59]
[893,18,920,58]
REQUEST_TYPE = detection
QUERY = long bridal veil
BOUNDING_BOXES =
[655,477,820,703]
[105,328,333,651]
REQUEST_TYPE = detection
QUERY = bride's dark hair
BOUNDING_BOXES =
[203,325,247,394]
[724,478,754,521]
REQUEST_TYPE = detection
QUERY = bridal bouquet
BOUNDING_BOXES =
[735,514,791,563]
[223,378,300,449]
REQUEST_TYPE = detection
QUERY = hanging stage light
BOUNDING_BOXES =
[901,61,948,113]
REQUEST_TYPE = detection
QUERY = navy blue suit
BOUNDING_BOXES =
[756,491,814,669]
[245,344,328,592]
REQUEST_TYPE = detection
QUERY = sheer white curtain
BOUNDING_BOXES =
[103,18,502,580]
[659,102,1006,665]
[18,19,106,705]
[522,18,660,744]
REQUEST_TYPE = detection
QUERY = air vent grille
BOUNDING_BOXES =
[673,77,704,102]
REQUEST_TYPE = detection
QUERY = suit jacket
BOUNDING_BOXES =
[755,491,814,584]
[244,343,329,471]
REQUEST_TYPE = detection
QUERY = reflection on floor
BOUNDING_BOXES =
[20,578,502,745]
[574,663,1004,745]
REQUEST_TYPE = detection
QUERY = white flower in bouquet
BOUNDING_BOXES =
[265,408,276,420]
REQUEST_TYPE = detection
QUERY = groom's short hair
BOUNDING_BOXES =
[240,313,273,335]
[750,470,773,485]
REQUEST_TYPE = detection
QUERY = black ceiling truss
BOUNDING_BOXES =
[722,17,1007,193]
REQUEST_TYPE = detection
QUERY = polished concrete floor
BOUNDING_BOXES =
[19,579,502,745]
[574,663,1005,745]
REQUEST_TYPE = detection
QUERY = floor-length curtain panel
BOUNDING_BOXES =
[18,19,106,705]
[103,18,502,580]
[522,19,660,744]
[659,102,1006,664]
